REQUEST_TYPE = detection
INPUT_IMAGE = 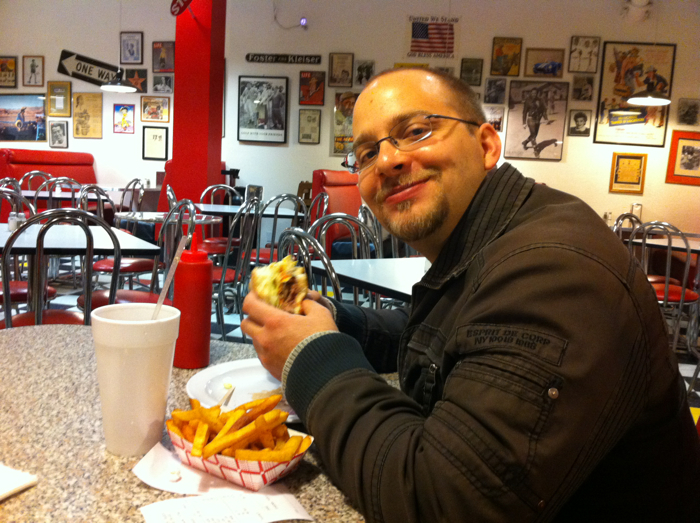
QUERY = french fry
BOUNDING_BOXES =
[191,422,209,457]
[298,435,313,454]
[182,422,196,443]
[190,398,201,409]
[166,419,184,438]
[235,435,303,462]
[233,398,266,412]
[172,408,201,423]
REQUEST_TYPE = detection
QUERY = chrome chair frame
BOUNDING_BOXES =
[253,194,307,266]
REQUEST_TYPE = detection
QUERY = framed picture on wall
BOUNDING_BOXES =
[484,78,506,104]
[299,71,325,105]
[354,60,374,86]
[594,41,676,147]
[48,121,69,148]
[113,103,135,134]
[22,56,44,87]
[504,80,569,161]
[483,106,504,132]
[610,152,647,194]
[328,53,353,87]
[141,96,170,123]
[120,31,143,64]
[568,36,600,73]
[125,69,147,93]
[571,75,594,101]
[332,90,359,156]
[237,75,288,144]
[677,98,700,126]
[0,94,46,141]
[299,108,321,144]
[47,81,71,117]
[460,58,483,86]
[73,92,102,139]
[152,41,175,73]
[153,74,173,93]
[490,37,522,76]
[567,109,592,137]
[524,48,565,78]
[143,126,169,161]
[665,130,700,186]
[0,57,18,88]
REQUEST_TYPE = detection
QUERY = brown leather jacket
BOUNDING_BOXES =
[285,163,700,522]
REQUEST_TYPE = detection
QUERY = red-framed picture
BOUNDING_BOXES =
[665,130,700,186]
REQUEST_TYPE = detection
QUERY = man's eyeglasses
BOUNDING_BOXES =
[342,114,481,175]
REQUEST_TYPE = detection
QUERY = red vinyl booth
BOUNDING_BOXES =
[311,169,361,255]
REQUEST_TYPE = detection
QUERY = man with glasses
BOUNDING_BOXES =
[243,67,700,522]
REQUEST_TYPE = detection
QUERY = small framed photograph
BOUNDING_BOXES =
[0,94,46,140]
[567,109,592,137]
[460,58,483,86]
[490,37,522,76]
[524,48,565,78]
[141,96,170,123]
[354,60,374,86]
[125,69,147,93]
[483,106,505,132]
[332,90,359,156]
[48,121,69,148]
[665,130,700,186]
[73,92,103,139]
[121,31,143,64]
[678,98,700,126]
[568,36,600,73]
[299,108,321,144]
[238,75,288,144]
[22,56,44,87]
[152,41,175,73]
[299,71,325,105]
[610,152,647,194]
[484,78,506,104]
[143,126,169,161]
[114,103,135,134]
[0,57,18,88]
[153,74,173,93]
[571,75,594,101]
[329,53,354,87]
[47,81,72,117]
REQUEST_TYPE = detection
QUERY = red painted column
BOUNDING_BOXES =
[163,0,226,210]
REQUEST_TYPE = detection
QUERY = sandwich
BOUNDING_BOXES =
[250,255,309,314]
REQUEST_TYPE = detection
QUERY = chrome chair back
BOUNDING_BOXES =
[0,187,35,216]
[305,191,329,230]
[254,194,307,265]
[116,179,145,234]
[79,185,116,223]
[34,176,82,209]
[612,212,643,240]
[19,170,52,190]
[199,184,241,240]
[166,184,178,210]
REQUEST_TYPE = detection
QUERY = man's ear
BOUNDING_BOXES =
[478,123,502,171]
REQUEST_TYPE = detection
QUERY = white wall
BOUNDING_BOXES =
[2,0,700,229]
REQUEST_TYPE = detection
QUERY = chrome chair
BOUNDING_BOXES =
[305,191,329,230]
[79,185,117,223]
[1,209,121,327]
[166,184,178,210]
[251,194,307,265]
[33,176,82,209]
[19,170,52,191]
[199,184,242,258]
[116,178,146,233]
[612,212,642,239]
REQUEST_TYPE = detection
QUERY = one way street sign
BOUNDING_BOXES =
[57,50,119,86]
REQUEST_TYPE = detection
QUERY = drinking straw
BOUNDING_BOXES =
[151,234,189,320]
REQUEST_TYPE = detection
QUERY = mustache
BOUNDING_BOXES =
[374,169,441,204]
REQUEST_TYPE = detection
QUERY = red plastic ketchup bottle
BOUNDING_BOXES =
[173,232,213,369]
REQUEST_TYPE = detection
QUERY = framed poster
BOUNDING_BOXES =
[569,36,600,73]
[567,109,592,136]
[47,81,71,117]
[143,126,169,161]
[483,106,504,132]
[594,41,676,147]
[153,74,173,93]
[0,94,46,141]
[332,90,359,156]
[524,48,565,78]
[125,69,147,93]
[460,58,483,86]
[299,71,325,105]
[73,92,102,139]
[121,31,143,64]
[677,98,700,126]
[610,152,647,194]
[299,108,321,144]
[141,96,170,123]
[48,121,69,148]
[152,41,175,73]
[0,57,17,88]
[329,53,354,87]
[665,130,700,186]
[237,75,288,144]
[504,80,569,161]
[490,37,522,76]
[113,103,135,134]
[484,78,506,104]
[572,75,594,101]
[22,56,44,87]
[355,60,374,86]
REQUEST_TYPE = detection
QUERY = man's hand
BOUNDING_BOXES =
[241,290,338,380]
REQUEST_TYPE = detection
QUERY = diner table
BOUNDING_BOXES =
[195,203,299,219]
[630,236,700,255]
[115,211,222,227]
[0,325,366,522]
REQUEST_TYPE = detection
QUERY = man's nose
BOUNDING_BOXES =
[374,139,408,175]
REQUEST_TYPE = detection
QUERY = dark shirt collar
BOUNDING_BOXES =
[419,162,535,289]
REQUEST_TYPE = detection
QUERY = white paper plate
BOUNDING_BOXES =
[185,358,299,422]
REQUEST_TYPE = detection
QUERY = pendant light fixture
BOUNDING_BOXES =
[101,0,137,93]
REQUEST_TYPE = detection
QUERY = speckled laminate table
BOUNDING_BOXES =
[0,325,364,523]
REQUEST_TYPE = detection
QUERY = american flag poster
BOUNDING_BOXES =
[407,15,459,58]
